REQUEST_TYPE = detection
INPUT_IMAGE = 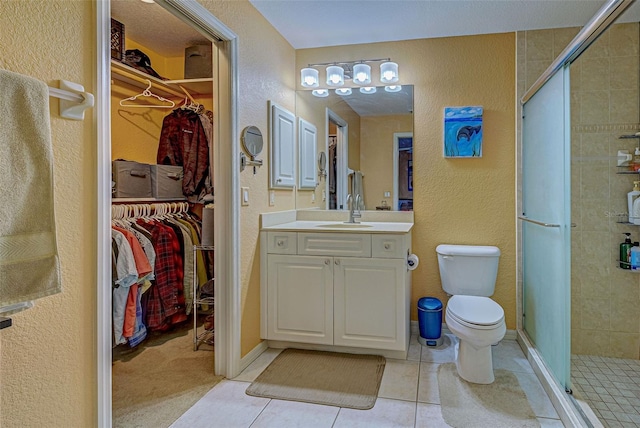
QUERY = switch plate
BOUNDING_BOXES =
[384,191,391,198]
[311,192,315,203]
[241,187,249,206]
[269,190,275,206]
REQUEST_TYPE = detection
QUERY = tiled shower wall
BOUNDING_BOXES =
[517,23,640,359]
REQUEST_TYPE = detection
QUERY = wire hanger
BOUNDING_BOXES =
[119,80,175,108]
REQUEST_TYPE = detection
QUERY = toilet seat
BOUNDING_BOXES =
[447,295,504,330]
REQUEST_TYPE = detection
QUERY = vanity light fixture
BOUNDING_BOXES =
[312,89,329,98]
[326,65,345,86]
[385,85,402,93]
[352,63,371,85]
[300,58,399,89]
[360,86,377,94]
[301,68,319,88]
[335,88,352,96]
[380,61,399,83]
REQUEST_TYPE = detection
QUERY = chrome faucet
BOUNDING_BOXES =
[346,193,362,223]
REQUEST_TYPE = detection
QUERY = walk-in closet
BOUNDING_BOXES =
[109,2,221,425]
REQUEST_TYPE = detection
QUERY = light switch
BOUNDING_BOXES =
[241,187,249,206]
[384,191,391,198]
[269,190,275,206]
[311,192,315,203]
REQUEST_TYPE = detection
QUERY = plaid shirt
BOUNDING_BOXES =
[137,220,186,330]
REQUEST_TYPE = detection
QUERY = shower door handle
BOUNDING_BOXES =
[518,216,561,228]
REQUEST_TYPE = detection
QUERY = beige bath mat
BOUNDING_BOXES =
[437,363,540,427]
[246,348,385,410]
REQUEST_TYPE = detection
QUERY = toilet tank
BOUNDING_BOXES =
[436,244,501,296]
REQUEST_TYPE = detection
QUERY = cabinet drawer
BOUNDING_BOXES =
[372,234,406,259]
[266,231,297,254]
[298,233,371,257]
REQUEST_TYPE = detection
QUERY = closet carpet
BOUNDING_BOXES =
[112,320,222,428]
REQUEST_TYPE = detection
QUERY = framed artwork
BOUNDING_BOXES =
[444,106,483,158]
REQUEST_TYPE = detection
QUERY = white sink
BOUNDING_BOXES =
[317,223,373,229]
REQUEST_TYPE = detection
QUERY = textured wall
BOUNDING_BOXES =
[0,1,96,426]
[297,34,517,328]
[197,0,297,356]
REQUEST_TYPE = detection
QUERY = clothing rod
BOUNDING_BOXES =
[48,86,85,103]
[521,0,634,104]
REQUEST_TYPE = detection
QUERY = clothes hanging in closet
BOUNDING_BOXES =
[156,107,214,201]
[111,208,211,348]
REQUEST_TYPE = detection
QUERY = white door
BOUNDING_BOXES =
[333,257,405,350]
[267,255,333,344]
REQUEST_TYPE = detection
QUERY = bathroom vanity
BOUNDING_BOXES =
[260,210,414,358]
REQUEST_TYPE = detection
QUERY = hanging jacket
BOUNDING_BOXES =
[157,109,210,197]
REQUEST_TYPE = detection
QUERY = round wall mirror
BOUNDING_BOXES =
[241,126,264,159]
[318,151,327,174]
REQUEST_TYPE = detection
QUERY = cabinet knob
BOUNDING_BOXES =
[335,259,340,265]
[384,243,391,250]
[325,259,330,265]
[276,240,284,247]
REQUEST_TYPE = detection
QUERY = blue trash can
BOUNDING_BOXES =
[418,297,443,347]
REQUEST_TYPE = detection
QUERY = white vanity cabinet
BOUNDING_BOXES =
[261,229,411,355]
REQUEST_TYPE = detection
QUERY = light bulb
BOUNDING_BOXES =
[335,88,352,96]
[326,65,345,87]
[360,87,377,94]
[301,68,319,88]
[385,85,402,93]
[352,63,371,85]
[312,89,329,97]
[380,62,399,83]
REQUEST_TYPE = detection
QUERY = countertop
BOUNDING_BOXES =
[261,220,413,234]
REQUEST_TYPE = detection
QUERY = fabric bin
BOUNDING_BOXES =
[150,165,184,199]
[112,160,152,198]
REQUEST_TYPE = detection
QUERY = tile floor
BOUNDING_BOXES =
[572,354,640,427]
[171,333,565,427]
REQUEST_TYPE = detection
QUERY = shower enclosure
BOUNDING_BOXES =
[519,0,637,425]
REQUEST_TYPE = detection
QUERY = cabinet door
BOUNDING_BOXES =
[334,257,406,350]
[269,102,296,188]
[267,254,333,344]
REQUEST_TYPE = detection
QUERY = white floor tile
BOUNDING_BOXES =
[415,402,450,427]
[232,348,283,382]
[421,334,456,364]
[512,371,560,419]
[249,399,339,428]
[333,398,417,428]
[170,380,269,428]
[417,362,441,404]
[407,335,422,361]
[492,340,534,373]
[378,359,420,402]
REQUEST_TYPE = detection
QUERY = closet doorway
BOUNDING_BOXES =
[326,109,348,210]
[96,1,240,426]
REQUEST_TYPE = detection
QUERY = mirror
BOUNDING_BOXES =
[296,85,414,211]
[318,151,327,179]
[241,125,264,158]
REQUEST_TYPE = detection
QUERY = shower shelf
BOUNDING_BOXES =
[616,260,640,271]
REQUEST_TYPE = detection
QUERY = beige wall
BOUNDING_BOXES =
[519,24,640,359]
[0,1,96,426]
[297,34,517,328]
[361,115,414,209]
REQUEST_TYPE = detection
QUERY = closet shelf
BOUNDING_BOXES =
[111,60,213,99]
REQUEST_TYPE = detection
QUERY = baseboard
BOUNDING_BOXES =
[266,340,408,360]
[410,320,517,341]
[239,340,269,374]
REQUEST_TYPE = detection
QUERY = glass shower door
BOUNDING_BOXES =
[521,66,571,390]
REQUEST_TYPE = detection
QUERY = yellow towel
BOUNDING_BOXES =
[0,69,62,314]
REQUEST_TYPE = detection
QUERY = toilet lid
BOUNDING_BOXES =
[447,295,504,327]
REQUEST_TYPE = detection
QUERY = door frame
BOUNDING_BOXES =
[325,108,348,209]
[95,1,240,425]
[393,132,413,211]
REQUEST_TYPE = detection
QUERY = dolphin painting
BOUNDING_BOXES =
[456,125,481,141]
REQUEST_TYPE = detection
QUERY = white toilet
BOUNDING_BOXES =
[436,244,506,384]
